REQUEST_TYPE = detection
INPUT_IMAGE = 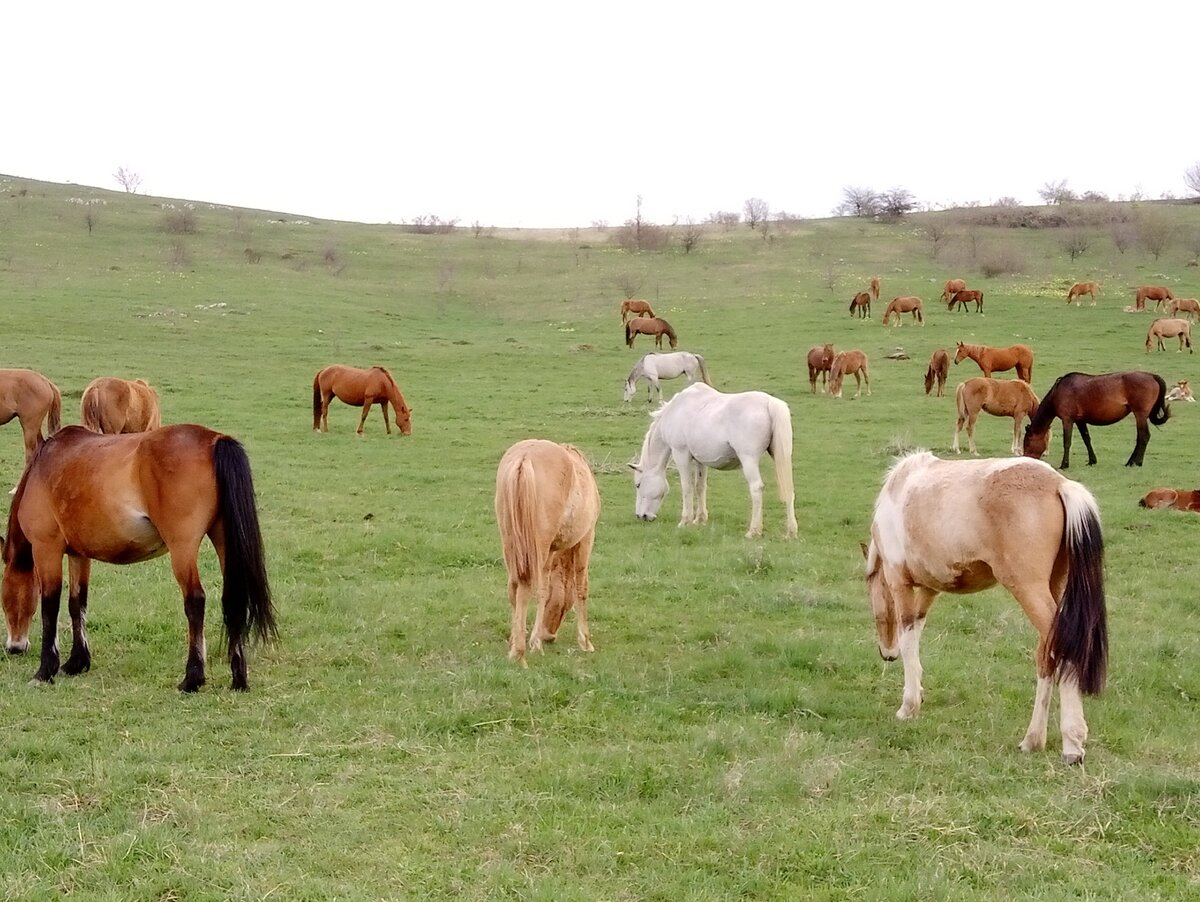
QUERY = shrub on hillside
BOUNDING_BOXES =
[162,208,197,234]
[978,245,1026,277]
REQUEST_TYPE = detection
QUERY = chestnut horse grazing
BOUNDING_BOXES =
[848,292,871,319]
[1139,487,1200,512]
[80,377,161,433]
[807,343,835,393]
[954,341,1033,382]
[940,278,966,303]
[620,299,655,322]
[829,350,870,399]
[924,349,949,396]
[948,289,984,313]
[1067,281,1100,305]
[313,365,412,435]
[1166,298,1200,321]
[0,368,62,468]
[865,452,1107,763]
[882,296,924,326]
[1023,371,1169,468]
[869,276,881,302]
[952,378,1039,455]
[2,425,277,691]
[1134,285,1174,311]
[624,316,677,349]
[1145,317,1193,353]
[495,439,600,667]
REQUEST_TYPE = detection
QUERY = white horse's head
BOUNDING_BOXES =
[629,462,668,521]
[622,379,636,402]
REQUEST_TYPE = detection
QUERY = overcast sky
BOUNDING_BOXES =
[4,2,1197,228]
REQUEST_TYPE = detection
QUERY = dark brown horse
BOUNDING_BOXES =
[848,291,871,319]
[0,368,62,468]
[807,343,835,393]
[80,377,162,433]
[624,316,677,349]
[620,299,655,322]
[924,349,950,396]
[954,341,1033,382]
[2,425,277,691]
[948,289,984,313]
[1023,371,1169,468]
[313,365,412,435]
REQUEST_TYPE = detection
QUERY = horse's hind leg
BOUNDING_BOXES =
[61,557,93,676]
[694,464,709,524]
[1076,423,1099,466]
[356,401,372,436]
[168,544,209,691]
[508,576,532,667]
[1127,417,1150,467]
[19,416,45,465]
[319,392,333,432]
[739,456,766,538]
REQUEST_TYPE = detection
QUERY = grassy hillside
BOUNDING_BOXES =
[1,174,1198,900]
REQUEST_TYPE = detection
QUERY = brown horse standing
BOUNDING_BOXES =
[1166,298,1200,321]
[80,377,161,433]
[495,439,600,667]
[1140,487,1200,512]
[954,341,1033,382]
[624,316,677,349]
[2,425,277,691]
[924,349,949,396]
[848,292,871,319]
[1067,282,1100,305]
[869,276,881,302]
[948,289,984,313]
[313,365,412,435]
[807,343,835,393]
[620,299,655,322]
[0,368,61,467]
[1134,285,1174,311]
[882,296,924,326]
[829,350,870,399]
[1023,371,1169,468]
[1145,318,1193,353]
[952,377,1039,455]
[940,278,967,303]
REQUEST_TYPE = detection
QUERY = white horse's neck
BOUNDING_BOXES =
[636,417,672,474]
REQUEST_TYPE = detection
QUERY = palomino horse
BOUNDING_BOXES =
[1067,281,1100,305]
[1146,318,1194,353]
[495,439,600,666]
[630,382,796,539]
[313,364,412,435]
[1166,298,1200,321]
[924,349,949,397]
[0,368,61,468]
[1166,380,1195,402]
[829,350,870,399]
[807,343,835,393]
[952,378,1039,455]
[940,278,966,303]
[620,299,655,322]
[1139,487,1200,512]
[623,351,711,403]
[948,289,984,313]
[624,316,677,350]
[80,377,162,433]
[1023,371,1169,468]
[869,276,881,302]
[882,296,924,326]
[2,425,277,691]
[953,341,1033,382]
[848,291,871,319]
[1134,285,1174,311]
[864,451,1107,763]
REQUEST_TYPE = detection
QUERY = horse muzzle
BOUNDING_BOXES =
[6,638,30,655]
[878,646,898,662]
[636,513,656,522]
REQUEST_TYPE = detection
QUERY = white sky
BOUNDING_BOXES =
[4,2,1197,228]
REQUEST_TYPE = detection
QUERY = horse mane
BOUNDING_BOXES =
[1,439,54,571]
[1027,374,1074,432]
[663,320,677,341]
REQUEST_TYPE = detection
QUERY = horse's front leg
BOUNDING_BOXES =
[30,547,64,684]
[1059,420,1075,469]
[739,457,765,538]
[61,556,92,676]
[674,454,698,526]
[379,401,391,434]
[1127,417,1150,467]
[891,585,933,720]
[1010,416,1023,456]
[1076,422,1098,466]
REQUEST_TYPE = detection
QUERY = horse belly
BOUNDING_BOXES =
[64,510,167,565]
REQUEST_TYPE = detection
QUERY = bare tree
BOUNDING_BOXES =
[614,272,644,299]
[922,220,949,260]
[878,188,917,220]
[113,166,143,194]
[1185,161,1200,198]
[1061,229,1091,261]
[743,197,769,230]
[1138,211,1173,261]
[679,218,703,254]
[706,211,740,230]
[84,210,97,235]
[835,186,880,217]
[1111,221,1136,254]
[1038,179,1074,205]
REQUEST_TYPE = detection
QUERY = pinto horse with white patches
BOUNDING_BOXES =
[864,451,1107,764]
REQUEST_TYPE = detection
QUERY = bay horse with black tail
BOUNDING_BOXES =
[80,376,162,433]
[807,343,835,393]
[924,349,949,397]
[620,299,655,322]
[1023,371,1169,468]
[0,368,61,469]
[1134,285,1174,311]
[882,296,924,326]
[2,425,277,691]
[313,365,412,435]
[865,451,1107,763]
[1067,282,1100,305]
[624,316,677,349]
[849,292,871,319]
[954,341,1033,382]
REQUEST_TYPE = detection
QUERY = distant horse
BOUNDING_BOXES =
[630,382,796,539]
[1145,318,1193,353]
[848,292,871,319]
[1134,285,1174,311]
[829,350,871,399]
[624,316,677,350]
[924,349,949,397]
[2,425,277,691]
[952,377,1039,455]
[807,343,836,393]
[313,364,412,435]
[1166,380,1195,402]
[940,278,967,303]
[1067,282,1100,305]
[1166,298,1200,321]
[948,289,984,313]
[0,368,61,468]
[882,296,924,326]
[620,299,655,322]
[1139,487,1200,512]
[1023,371,1169,468]
[864,451,1107,763]
[869,276,881,302]
[495,439,600,667]
[80,377,161,433]
[623,351,711,403]
[954,341,1033,382]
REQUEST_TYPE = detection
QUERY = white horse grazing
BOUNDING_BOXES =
[623,351,712,403]
[864,451,1108,764]
[629,382,797,538]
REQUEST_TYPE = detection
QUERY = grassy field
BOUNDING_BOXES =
[0,175,1198,900]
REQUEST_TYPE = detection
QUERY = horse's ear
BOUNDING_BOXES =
[627,462,641,473]
[859,542,869,560]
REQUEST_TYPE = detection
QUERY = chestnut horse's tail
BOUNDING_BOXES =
[46,383,62,434]
[766,396,795,509]
[1049,479,1107,695]
[497,455,542,586]
[695,354,712,386]
[915,303,924,324]
[213,437,277,654]
[1150,374,1170,426]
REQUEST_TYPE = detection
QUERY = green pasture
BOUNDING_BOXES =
[0,176,1197,899]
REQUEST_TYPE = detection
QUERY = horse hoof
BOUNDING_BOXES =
[895,706,918,721]
[1061,752,1084,766]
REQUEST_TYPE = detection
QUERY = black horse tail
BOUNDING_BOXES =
[312,374,323,429]
[1150,374,1170,426]
[213,437,277,655]
[1049,479,1107,695]
[624,320,634,347]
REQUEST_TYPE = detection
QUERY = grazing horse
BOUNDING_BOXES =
[624,316,677,350]
[2,425,277,691]
[1023,371,1169,468]
[952,377,1039,455]
[940,278,967,303]
[623,351,711,403]
[848,292,871,319]
[924,349,949,397]
[1067,281,1100,305]
[1134,285,1174,311]
[630,382,796,539]
[620,299,655,322]
[829,350,871,399]
[953,341,1033,383]
[948,289,984,313]
[80,377,161,434]
[1139,487,1200,512]
[882,296,924,326]
[1145,318,1193,353]
[0,368,61,468]
[807,343,836,393]
[495,439,600,666]
[864,451,1107,763]
[869,276,881,302]
[1166,298,1200,321]
[313,364,412,435]
[1166,380,1195,402]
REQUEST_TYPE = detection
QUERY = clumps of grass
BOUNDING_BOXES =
[880,433,921,457]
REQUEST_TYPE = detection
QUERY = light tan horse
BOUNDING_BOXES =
[848,291,871,319]
[494,439,600,667]
[829,350,870,399]
[807,343,835,393]
[80,377,161,434]
[0,369,62,469]
[924,349,949,397]
[882,296,924,326]
[313,365,412,435]
[1134,285,1174,311]
[1067,281,1100,305]
[620,299,655,322]
[869,276,881,302]
[1166,380,1195,402]
[954,341,1033,382]
[940,278,967,303]
[1145,318,1193,353]
[952,377,1039,455]
[1166,298,1200,322]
